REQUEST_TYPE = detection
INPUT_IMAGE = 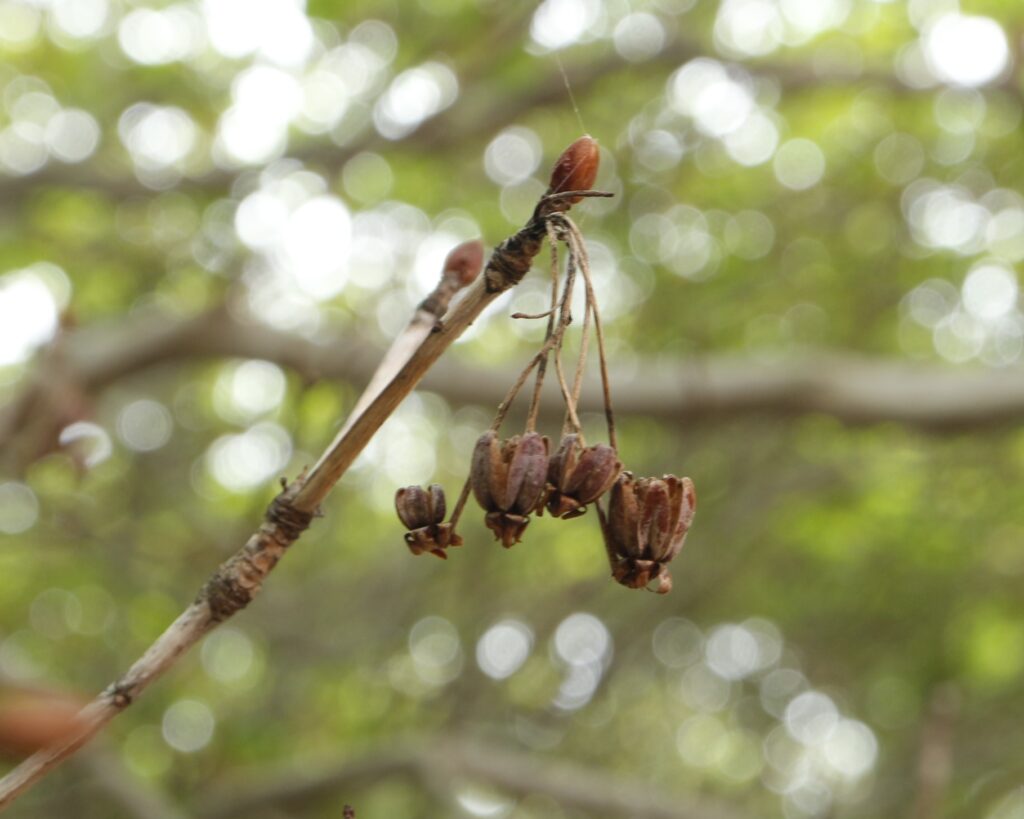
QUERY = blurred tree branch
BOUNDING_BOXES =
[197,735,748,819]
[3,303,1022,474]
[911,684,960,819]
[78,748,190,819]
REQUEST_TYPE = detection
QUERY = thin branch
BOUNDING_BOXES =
[0,185,561,809]
[196,735,749,819]
[911,683,960,819]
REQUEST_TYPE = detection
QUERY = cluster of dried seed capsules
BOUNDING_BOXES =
[395,432,695,594]
[396,135,695,594]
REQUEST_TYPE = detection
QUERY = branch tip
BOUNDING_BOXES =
[547,135,600,207]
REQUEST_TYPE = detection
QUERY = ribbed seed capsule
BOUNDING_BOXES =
[542,434,622,519]
[395,484,460,559]
[471,430,549,547]
[604,472,696,594]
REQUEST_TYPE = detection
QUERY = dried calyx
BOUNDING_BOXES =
[470,431,549,548]
[604,472,696,595]
[395,484,461,559]
[542,434,621,519]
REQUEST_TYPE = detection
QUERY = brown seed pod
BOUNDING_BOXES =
[395,484,461,559]
[604,472,696,594]
[547,135,600,208]
[471,430,549,547]
[443,239,485,288]
[542,434,622,519]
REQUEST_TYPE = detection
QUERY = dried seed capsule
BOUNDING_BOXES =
[395,484,460,559]
[543,434,622,519]
[471,430,549,548]
[604,472,696,594]
[547,135,600,208]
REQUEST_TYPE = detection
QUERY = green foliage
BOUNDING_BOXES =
[2,1,1024,818]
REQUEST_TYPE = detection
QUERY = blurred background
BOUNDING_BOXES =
[1,0,1024,817]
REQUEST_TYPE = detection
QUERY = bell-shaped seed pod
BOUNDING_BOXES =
[605,473,696,594]
[395,484,458,560]
[546,436,621,519]
[472,431,549,515]
[504,432,549,515]
[548,135,600,206]
[565,444,621,501]
[471,431,549,547]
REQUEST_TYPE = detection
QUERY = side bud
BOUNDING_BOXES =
[443,239,485,288]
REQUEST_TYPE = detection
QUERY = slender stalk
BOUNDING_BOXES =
[0,191,565,810]
[447,475,473,529]
[565,220,617,450]
[524,234,561,432]
[564,287,592,437]
[489,323,568,433]
[595,501,617,574]
[549,223,583,437]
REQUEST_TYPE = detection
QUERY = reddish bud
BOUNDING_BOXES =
[443,240,485,288]
[547,135,600,205]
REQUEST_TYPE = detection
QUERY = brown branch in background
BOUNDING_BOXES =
[911,683,960,819]
[5,307,1024,477]
[196,736,749,819]
[0,170,578,808]
[78,747,190,819]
